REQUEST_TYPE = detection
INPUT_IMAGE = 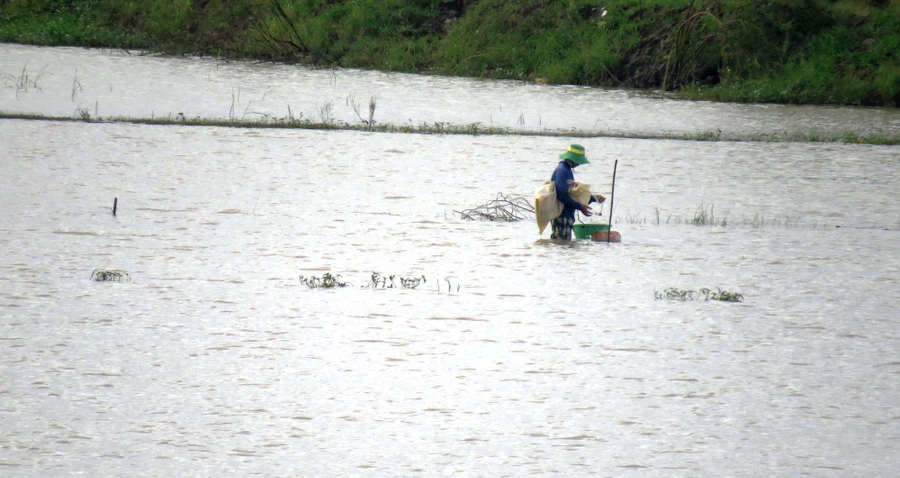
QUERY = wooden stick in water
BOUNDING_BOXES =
[607,160,617,243]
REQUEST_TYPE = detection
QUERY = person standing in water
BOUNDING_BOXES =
[550,144,605,240]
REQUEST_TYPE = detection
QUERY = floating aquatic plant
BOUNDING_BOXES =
[456,193,534,222]
[400,275,426,289]
[364,272,393,288]
[300,271,457,291]
[91,269,130,282]
[655,287,743,302]
[299,272,349,288]
[365,272,427,289]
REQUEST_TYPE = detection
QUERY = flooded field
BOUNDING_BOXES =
[1,43,899,477]
[3,43,900,139]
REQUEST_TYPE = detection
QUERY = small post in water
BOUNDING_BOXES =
[113,197,117,216]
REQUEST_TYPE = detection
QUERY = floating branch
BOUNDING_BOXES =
[456,193,534,222]
[655,287,743,302]
[91,269,130,282]
[299,272,349,289]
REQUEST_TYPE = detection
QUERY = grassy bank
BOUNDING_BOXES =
[1,0,898,107]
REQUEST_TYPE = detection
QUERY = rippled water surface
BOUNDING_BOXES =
[3,43,900,138]
[2,44,900,477]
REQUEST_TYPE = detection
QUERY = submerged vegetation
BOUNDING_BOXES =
[622,205,816,228]
[1,0,898,107]
[91,269,130,282]
[300,272,459,291]
[299,272,350,288]
[3,110,897,144]
[655,287,744,302]
[364,272,427,289]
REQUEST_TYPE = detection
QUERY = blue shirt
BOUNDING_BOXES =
[552,161,580,219]
[551,161,595,219]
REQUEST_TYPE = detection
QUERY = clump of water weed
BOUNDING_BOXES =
[299,272,349,288]
[365,272,427,289]
[621,205,804,229]
[10,64,45,96]
[655,287,743,302]
[91,269,130,282]
[690,205,720,226]
[691,129,723,141]
[6,109,898,144]
[349,94,377,130]
[456,193,534,221]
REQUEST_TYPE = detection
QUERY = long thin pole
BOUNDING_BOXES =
[607,160,617,244]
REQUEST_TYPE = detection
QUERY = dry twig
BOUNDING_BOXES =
[456,193,534,222]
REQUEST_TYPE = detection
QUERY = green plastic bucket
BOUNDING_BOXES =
[572,223,610,239]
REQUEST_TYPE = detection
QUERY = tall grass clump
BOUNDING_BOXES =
[690,205,725,227]
[620,205,812,229]
[1,0,898,106]
[247,0,445,68]
[0,0,142,47]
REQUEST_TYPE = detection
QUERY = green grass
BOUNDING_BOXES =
[0,10,143,47]
[2,0,898,106]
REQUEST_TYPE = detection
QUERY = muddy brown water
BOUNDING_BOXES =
[1,43,899,476]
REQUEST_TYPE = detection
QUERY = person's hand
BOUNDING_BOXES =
[593,194,606,204]
[579,204,593,217]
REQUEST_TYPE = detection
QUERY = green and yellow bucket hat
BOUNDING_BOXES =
[559,144,589,165]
